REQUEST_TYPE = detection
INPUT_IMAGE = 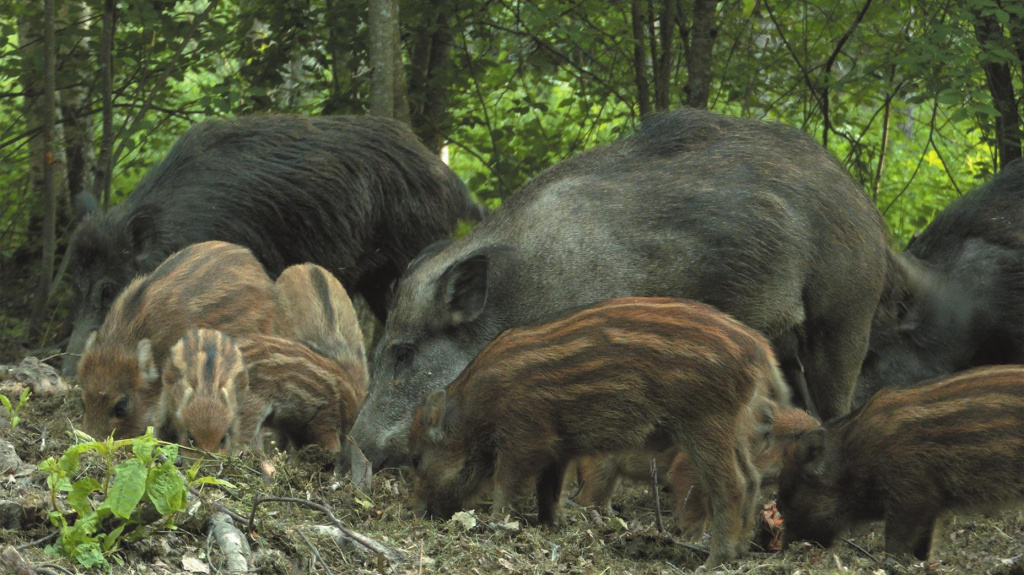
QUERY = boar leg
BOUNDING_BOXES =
[576,455,623,510]
[678,437,746,567]
[884,511,937,561]
[492,455,534,518]
[735,440,762,553]
[536,460,569,525]
[801,310,874,420]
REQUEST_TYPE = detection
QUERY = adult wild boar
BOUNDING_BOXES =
[351,108,891,469]
[856,159,1024,404]
[65,114,483,374]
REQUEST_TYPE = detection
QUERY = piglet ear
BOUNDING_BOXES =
[793,428,827,476]
[422,389,448,441]
[137,339,159,385]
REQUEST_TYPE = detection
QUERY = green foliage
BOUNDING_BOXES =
[0,387,30,430]
[38,428,233,570]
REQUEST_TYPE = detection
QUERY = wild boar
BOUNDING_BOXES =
[65,114,484,375]
[857,160,1023,404]
[408,298,791,567]
[569,406,818,540]
[161,329,367,455]
[274,263,367,370]
[77,241,279,439]
[778,365,1024,561]
[354,108,891,469]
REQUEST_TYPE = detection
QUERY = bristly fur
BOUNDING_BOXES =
[274,263,368,380]
[65,114,484,375]
[408,297,791,568]
[78,241,279,440]
[779,365,1024,561]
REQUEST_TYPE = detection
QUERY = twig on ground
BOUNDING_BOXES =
[33,565,75,575]
[298,529,335,575]
[651,457,664,532]
[248,496,405,564]
[189,486,248,524]
[209,512,251,573]
[678,541,710,557]
[15,531,58,551]
[839,537,879,563]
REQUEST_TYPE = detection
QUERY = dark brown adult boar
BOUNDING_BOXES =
[64,114,484,375]
[274,263,368,369]
[354,108,890,469]
[77,241,280,440]
[408,298,791,567]
[857,160,1024,404]
[161,330,366,455]
[778,365,1024,562]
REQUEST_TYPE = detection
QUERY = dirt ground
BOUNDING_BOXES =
[1,374,1022,575]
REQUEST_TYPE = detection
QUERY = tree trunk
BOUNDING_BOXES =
[631,0,652,116]
[59,1,96,210]
[972,8,1023,167]
[684,0,715,109]
[368,0,408,121]
[93,0,116,207]
[30,0,58,339]
[654,0,676,111]
[409,1,454,154]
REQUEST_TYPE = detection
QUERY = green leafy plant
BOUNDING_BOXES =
[0,387,30,430]
[38,428,232,570]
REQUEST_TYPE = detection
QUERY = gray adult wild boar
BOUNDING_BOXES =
[856,159,1024,404]
[65,114,483,375]
[350,108,890,469]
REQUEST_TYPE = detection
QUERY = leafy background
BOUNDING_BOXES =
[0,0,1021,356]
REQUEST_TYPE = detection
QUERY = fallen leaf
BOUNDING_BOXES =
[182,555,210,574]
[450,510,477,530]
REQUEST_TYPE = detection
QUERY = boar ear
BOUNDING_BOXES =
[73,192,100,222]
[438,252,489,325]
[422,389,448,441]
[84,330,98,353]
[126,205,161,267]
[136,339,159,385]
[792,428,827,475]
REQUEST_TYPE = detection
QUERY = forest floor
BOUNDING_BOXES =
[1,364,1023,575]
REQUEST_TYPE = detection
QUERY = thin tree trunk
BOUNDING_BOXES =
[631,0,652,116]
[654,0,676,111]
[58,1,94,213]
[30,0,57,339]
[94,0,115,207]
[409,2,454,153]
[369,0,407,120]
[684,0,715,109]
[972,9,1023,167]
[873,92,893,202]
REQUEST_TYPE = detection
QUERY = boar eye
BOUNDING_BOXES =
[394,344,415,367]
[100,284,117,308]
[410,454,422,469]
[112,397,129,419]
[219,436,227,449]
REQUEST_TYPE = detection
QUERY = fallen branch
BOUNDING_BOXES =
[208,512,251,573]
[0,546,34,575]
[248,496,404,565]
[15,531,58,551]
